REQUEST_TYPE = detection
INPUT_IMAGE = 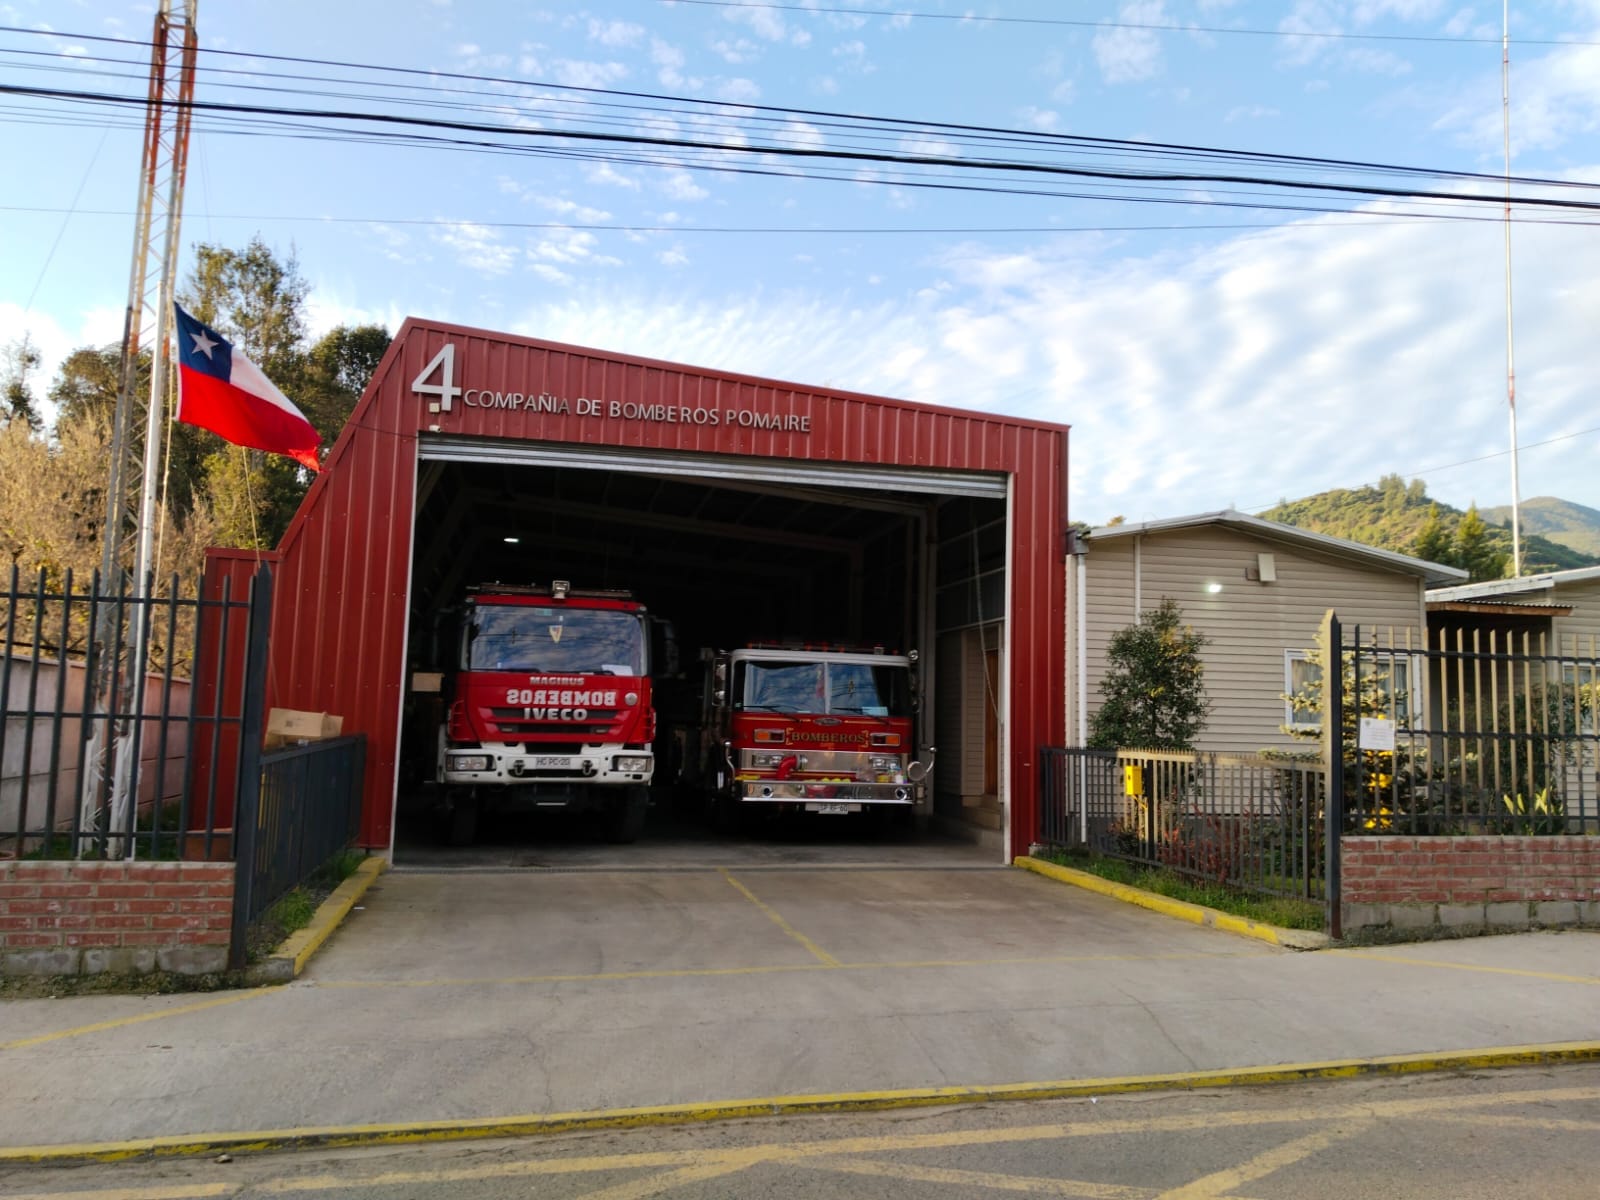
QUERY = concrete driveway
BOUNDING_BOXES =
[5,862,1600,1154]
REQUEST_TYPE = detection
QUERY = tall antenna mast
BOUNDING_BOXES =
[100,0,198,587]
[84,0,198,852]
[1502,0,1522,578]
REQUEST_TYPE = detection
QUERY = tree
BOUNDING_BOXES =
[1089,598,1210,750]
[1454,503,1508,582]
[1412,503,1453,566]
[2,334,44,433]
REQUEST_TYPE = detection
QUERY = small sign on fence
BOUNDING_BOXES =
[1358,716,1396,752]
[1123,764,1143,797]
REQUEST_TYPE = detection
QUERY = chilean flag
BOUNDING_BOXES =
[173,302,321,471]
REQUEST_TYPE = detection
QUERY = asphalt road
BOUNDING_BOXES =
[4,1062,1599,1199]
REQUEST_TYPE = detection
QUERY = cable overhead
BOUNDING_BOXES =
[658,0,1600,48]
[5,81,1600,220]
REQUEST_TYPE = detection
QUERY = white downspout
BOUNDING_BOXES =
[1076,546,1089,845]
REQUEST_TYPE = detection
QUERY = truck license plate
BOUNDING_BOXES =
[810,803,853,815]
[532,756,572,770]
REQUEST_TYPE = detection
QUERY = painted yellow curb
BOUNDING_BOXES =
[1014,856,1331,950]
[264,856,388,980]
[5,1041,1598,1165]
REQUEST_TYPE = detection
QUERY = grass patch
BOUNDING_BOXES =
[243,850,369,964]
[1044,851,1325,931]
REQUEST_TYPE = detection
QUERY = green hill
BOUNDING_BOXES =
[1257,476,1598,582]
[1481,496,1600,559]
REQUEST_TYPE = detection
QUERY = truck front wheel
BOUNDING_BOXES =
[606,786,650,844]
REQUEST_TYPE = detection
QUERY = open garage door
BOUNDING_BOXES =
[393,438,1011,867]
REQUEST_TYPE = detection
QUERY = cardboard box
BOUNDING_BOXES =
[265,707,344,749]
[411,671,444,693]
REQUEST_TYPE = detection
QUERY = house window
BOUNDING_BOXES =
[1284,651,1321,731]
[1284,649,1417,731]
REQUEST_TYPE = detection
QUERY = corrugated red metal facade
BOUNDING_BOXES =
[252,318,1068,858]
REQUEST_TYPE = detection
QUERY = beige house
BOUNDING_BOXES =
[1067,511,1466,754]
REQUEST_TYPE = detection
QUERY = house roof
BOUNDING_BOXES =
[1427,564,1600,602]
[1086,509,1469,586]
[1427,599,1574,617]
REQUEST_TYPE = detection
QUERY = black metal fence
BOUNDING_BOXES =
[1038,746,1327,900]
[231,734,366,966]
[2,565,266,861]
[1336,623,1599,837]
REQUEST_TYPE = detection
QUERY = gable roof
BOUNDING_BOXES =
[1086,509,1468,586]
[1427,563,1600,601]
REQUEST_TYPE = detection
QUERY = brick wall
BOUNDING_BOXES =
[1342,836,1600,935]
[1,860,235,976]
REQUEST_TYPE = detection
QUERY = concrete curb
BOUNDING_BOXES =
[1014,856,1332,950]
[5,1041,1598,1165]
[247,856,388,984]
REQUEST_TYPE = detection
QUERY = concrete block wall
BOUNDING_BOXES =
[1342,836,1600,936]
[0,860,234,976]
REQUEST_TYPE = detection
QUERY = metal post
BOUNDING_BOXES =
[1322,610,1344,940]
[228,564,273,971]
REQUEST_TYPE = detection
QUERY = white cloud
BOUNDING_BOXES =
[586,163,642,191]
[661,170,709,201]
[1020,106,1060,131]
[832,40,873,74]
[588,19,644,47]
[1225,105,1280,122]
[1094,1,1168,84]
[551,59,629,89]
[719,77,761,103]
[434,222,518,275]
[658,246,689,267]
[0,302,121,426]
[1436,41,1600,153]
[712,37,760,64]
[651,39,687,88]
[503,195,1600,524]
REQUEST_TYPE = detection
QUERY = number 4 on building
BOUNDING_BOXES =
[413,343,462,413]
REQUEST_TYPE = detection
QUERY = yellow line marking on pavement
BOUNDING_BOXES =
[799,1154,1155,1196]
[571,1157,761,1200]
[1154,1121,1371,1198]
[1333,949,1599,985]
[4,1186,232,1200]
[310,949,1256,990]
[0,988,272,1052]
[9,1065,1600,1166]
[1430,1112,1600,1133]
[719,868,840,966]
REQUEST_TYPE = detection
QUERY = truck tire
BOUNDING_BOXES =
[606,786,649,844]
[447,798,480,847]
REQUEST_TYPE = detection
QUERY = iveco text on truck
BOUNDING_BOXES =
[434,581,664,844]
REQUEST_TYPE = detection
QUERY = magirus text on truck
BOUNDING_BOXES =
[426,580,672,845]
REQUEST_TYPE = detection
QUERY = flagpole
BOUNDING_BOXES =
[1502,0,1522,578]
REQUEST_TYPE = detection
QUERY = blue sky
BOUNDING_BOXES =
[4,1,1600,526]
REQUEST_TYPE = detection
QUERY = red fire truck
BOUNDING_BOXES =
[692,643,934,826]
[433,581,666,844]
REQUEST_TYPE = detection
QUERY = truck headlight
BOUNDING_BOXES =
[614,754,652,773]
[450,754,491,772]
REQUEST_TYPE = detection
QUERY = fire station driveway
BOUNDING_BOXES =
[7,867,1600,1154]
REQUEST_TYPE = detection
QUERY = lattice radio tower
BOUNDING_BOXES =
[85,0,198,850]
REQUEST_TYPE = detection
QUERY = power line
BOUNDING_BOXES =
[7,82,1600,219]
[660,0,1600,48]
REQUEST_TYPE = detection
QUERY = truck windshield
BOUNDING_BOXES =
[466,606,646,675]
[739,660,910,716]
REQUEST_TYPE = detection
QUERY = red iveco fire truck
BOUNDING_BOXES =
[434,581,664,845]
[693,643,933,826]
